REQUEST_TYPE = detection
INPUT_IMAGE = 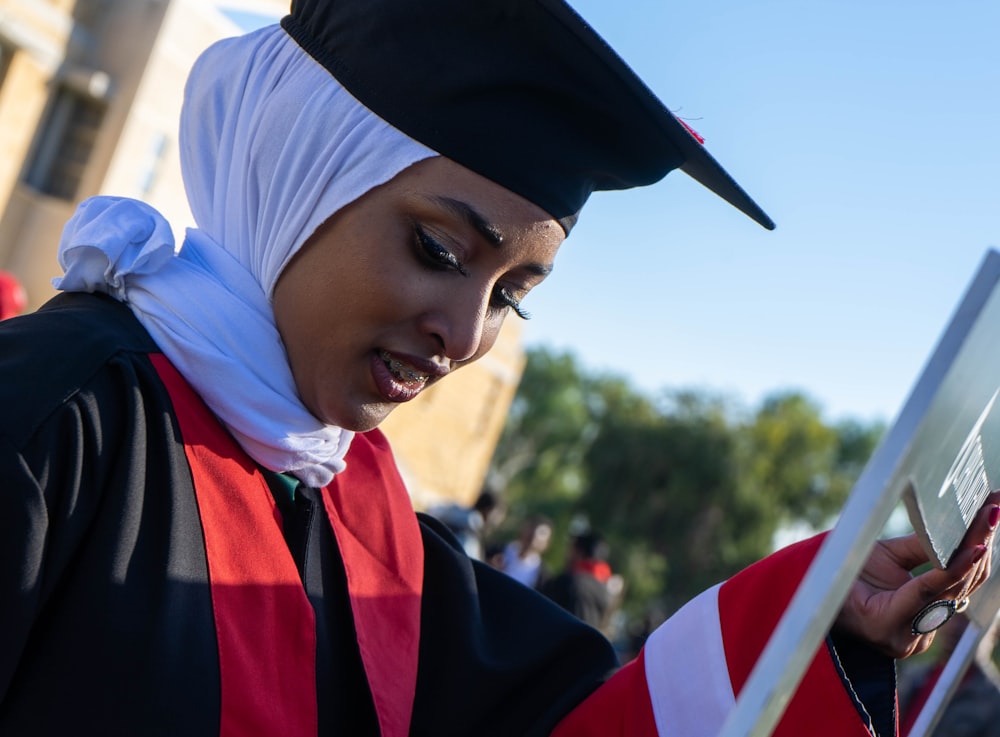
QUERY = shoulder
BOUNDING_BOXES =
[0,293,162,448]
[4,291,155,345]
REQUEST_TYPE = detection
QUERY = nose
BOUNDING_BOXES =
[421,284,496,364]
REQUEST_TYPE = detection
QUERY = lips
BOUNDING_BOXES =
[372,349,447,402]
[378,350,430,384]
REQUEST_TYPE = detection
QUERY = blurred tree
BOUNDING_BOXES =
[581,389,740,614]
[486,349,596,511]
[485,349,611,563]
[486,347,885,620]
[736,393,886,547]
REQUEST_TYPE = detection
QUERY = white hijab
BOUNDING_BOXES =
[53,24,437,487]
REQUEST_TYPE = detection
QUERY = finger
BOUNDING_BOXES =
[905,494,1000,604]
[940,543,989,589]
[875,533,934,573]
[880,494,998,574]
[953,496,1000,597]
[979,542,994,585]
[955,493,1000,555]
[898,543,987,617]
[961,537,994,599]
[968,551,992,593]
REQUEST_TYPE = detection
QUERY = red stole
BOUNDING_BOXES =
[151,354,424,737]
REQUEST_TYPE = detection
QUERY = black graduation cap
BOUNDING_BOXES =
[282,0,774,232]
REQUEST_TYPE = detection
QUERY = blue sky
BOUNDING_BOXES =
[519,0,1000,424]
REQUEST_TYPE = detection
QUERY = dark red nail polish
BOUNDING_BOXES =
[989,505,1000,530]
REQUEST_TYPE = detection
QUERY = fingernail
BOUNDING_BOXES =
[973,544,988,562]
[990,505,1000,530]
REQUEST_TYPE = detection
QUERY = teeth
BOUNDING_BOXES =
[380,351,428,383]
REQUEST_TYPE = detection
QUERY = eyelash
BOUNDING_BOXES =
[494,287,531,320]
[416,225,468,276]
[415,225,531,321]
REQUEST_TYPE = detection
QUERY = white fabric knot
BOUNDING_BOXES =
[54,197,176,301]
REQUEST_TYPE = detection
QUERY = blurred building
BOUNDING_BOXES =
[0,0,524,507]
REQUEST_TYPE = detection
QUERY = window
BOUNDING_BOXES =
[25,82,107,200]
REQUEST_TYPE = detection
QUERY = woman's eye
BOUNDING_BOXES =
[416,226,467,276]
[414,223,530,320]
[492,286,531,320]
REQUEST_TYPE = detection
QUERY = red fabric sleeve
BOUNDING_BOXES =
[718,534,877,737]
[553,533,888,736]
[550,650,659,737]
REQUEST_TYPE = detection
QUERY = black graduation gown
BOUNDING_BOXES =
[0,292,617,736]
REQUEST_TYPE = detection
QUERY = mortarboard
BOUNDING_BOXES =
[282,0,774,232]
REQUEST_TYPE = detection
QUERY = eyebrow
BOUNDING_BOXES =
[433,196,504,247]
[431,196,554,277]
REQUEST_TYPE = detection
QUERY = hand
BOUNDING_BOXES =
[835,490,1000,658]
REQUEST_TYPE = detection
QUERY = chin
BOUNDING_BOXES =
[320,402,394,433]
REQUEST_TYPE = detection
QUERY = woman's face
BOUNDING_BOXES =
[273,156,564,431]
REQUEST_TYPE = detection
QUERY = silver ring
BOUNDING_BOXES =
[955,597,971,614]
[911,599,957,636]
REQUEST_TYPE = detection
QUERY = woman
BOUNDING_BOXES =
[1,1,995,735]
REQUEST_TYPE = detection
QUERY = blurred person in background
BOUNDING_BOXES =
[541,529,622,634]
[427,489,504,560]
[500,514,553,589]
